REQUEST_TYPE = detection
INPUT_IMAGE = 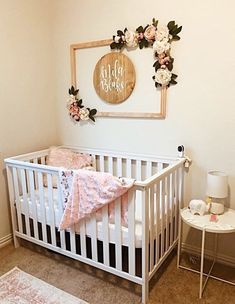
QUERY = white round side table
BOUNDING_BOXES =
[177,207,235,298]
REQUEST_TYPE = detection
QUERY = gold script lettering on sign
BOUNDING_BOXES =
[93,53,136,104]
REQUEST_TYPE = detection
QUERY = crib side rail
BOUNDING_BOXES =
[5,161,144,285]
[141,158,185,285]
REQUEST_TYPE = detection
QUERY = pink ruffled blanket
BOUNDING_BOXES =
[59,169,134,230]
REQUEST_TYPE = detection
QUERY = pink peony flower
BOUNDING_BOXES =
[144,25,156,41]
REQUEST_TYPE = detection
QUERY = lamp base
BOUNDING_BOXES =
[210,202,224,215]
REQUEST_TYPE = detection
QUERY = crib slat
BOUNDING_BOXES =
[128,189,136,276]
[155,182,160,264]
[56,175,66,250]
[12,168,23,234]
[90,215,98,262]
[20,169,30,236]
[108,156,113,174]
[80,220,87,257]
[37,172,48,242]
[165,176,170,251]
[157,163,163,173]
[160,179,165,258]
[170,173,174,246]
[174,169,179,241]
[115,198,122,271]
[146,161,152,179]
[70,226,76,254]
[142,188,149,302]
[47,174,56,247]
[102,205,110,266]
[99,155,105,172]
[28,170,39,240]
[149,185,154,270]
[40,156,46,165]
[92,154,97,171]
[136,160,142,180]
[126,159,132,178]
[117,158,122,177]
[179,166,184,208]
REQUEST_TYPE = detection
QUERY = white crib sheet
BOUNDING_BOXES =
[18,188,168,248]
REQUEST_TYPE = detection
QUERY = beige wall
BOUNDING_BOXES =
[0,0,59,239]
[53,1,235,256]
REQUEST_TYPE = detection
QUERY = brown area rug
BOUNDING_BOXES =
[0,267,88,303]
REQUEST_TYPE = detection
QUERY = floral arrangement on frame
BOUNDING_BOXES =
[110,19,182,87]
[67,18,181,123]
[67,86,97,122]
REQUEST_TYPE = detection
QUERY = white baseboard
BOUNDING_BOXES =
[182,242,235,268]
[0,234,13,249]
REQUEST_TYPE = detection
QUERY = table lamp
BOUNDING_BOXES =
[206,171,228,215]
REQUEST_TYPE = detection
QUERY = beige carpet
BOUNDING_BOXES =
[0,241,235,303]
[0,266,88,303]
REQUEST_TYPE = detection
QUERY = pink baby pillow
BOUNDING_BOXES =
[44,147,94,187]
[46,147,93,169]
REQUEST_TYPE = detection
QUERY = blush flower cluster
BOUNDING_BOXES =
[110,19,182,87]
[67,86,97,123]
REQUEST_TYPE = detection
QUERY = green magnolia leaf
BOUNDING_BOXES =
[136,25,144,33]
[89,116,95,122]
[139,40,144,49]
[124,27,128,33]
[143,38,149,48]
[170,79,177,85]
[173,26,182,35]
[117,30,124,36]
[167,20,175,30]
[118,43,123,50]
[172,35,180,41]
[171,73,178,79]
[153,61,161,71]
[110,42,117,49]
[90,109,97,116]
[155,82,159,88]
[152,75,155,80]
[152,18,158,27]
[167,62,173,71]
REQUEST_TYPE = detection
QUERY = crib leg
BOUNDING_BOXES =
[142,281,149,304]
[13,234,20,248]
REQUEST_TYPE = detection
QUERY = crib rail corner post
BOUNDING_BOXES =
[6,165,20,248]
[141,186,149,304]
[179,163,185,210]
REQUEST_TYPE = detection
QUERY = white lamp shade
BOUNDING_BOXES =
[206,171,228,198]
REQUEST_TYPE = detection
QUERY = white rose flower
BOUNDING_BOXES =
[155,68,172,86]
[124,29,138,48]
[155,25,169,41]
[153,39,170,54]
[80,108,90,121]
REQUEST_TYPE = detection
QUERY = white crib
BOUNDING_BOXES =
[5,146,185,303]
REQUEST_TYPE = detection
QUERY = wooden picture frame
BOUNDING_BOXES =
[70,39,167,119]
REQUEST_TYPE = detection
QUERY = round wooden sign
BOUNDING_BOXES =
[93,52,136,104]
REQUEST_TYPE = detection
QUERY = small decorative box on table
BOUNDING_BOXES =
[177,207,235,298]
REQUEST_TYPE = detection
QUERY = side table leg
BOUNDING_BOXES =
[177,212,182,268]
[199,229,206,299]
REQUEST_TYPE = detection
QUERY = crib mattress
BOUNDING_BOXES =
[18,188,155,248]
